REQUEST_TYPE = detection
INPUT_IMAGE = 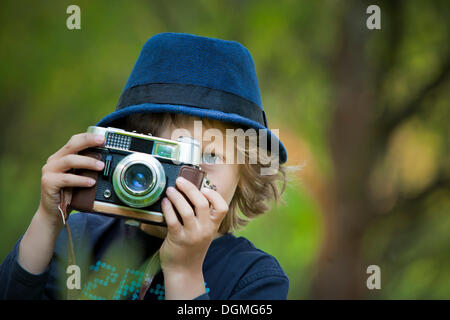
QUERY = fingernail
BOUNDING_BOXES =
[88,178,96,185]
[167,187,175,193]
[95,135,105,143]
[162,197,169,205]
[96,161,104,169]
[176,176,186,184]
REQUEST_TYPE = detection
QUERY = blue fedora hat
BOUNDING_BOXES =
[96,32,287,164]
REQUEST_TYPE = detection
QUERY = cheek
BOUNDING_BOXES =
[204,165,239,204]
[218,179,238,204]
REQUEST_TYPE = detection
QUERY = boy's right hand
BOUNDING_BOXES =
[38,133,105,227]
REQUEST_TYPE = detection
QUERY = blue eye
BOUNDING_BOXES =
[202,152,221,164]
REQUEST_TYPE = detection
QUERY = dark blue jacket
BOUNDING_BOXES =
[0,212,289,300]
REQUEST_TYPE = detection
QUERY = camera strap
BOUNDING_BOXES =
[58,188,78,300]
[138,249,161,300]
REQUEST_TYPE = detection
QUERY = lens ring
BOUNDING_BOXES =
[112,153,166,208]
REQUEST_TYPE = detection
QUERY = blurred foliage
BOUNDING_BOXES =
[0,0,448,299]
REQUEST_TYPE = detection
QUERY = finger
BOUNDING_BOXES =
[200,188,229,224]
[42,172,96,191]
[165,186,196,229]
[47,154,104,173]
[50,133,105,161]
[161,197,182,234]
[175,176,210,221]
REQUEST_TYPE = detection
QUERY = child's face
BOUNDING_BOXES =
[158,119,240,207]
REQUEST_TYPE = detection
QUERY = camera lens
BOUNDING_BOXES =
[113,153,166,208]
[123,163,153,193]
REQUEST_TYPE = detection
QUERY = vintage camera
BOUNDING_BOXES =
[69,126,215,226]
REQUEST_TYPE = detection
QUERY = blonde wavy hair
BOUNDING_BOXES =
[113,112,287,234]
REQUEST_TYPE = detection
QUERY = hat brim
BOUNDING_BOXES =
[95,103,288,164]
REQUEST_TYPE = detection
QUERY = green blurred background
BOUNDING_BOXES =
[0,0,448,299]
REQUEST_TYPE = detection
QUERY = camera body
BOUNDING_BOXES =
[69,126,213,226]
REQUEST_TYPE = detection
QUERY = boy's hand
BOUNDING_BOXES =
[159,176,228,299]
[39,133,105,227]
[18,132,106,275]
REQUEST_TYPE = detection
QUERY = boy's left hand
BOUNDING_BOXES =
[159,175,228,280]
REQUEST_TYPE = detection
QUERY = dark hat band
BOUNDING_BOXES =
[117,83,268,127]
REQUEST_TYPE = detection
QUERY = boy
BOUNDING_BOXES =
[0,32,289,300]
